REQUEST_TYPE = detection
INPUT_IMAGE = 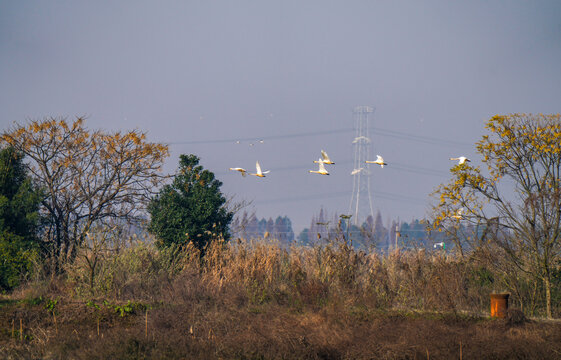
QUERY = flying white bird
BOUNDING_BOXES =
[309,159,329,175]
[352,136,370,144]
[450,156,471,165]
[229,167,247,177]
[250,161,270,177]
[451,208,464,220]
[366,155,387,168]
[351,168,364,175]
[313,150,334,165]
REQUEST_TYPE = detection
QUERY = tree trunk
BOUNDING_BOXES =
[54,220,62,274]
[89,260,96,295]
[544,276,552,319]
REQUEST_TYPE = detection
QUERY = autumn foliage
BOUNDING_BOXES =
[1,117,169,271]
[432,113,561,318]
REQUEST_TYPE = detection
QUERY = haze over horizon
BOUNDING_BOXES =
[1,1,560,233]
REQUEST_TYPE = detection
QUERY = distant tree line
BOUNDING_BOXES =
[231,212,295,244]
[295,208,459,252]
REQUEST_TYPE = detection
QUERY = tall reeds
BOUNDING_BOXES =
[58,232,557,317]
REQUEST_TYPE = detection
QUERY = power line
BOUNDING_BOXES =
[373,191,428,205]
[371,127,472,147]
[215,159,450,178]
[165,126,473,148]
[231,228,433,234]
[388,163,450,177]
[252,189,427,206]
[167,128,354,145]
[252,191,350,205]
[213,160,354,176]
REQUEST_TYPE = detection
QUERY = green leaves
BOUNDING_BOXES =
[0,232,39,290]
[0,147,42,291]
[148,154,233,252]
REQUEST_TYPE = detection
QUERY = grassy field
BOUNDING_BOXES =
[1,296,561,359]
[1,238,560,359]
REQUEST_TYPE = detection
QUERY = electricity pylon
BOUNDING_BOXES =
[349,106,375,226]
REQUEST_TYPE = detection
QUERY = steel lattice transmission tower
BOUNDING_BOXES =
[349,106,375,226]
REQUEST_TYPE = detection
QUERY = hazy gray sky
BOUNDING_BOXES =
[1,1,560,232]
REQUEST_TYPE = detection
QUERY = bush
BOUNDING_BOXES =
[148,154,233,251]
[0,232,39,291]
[0,147,42,291]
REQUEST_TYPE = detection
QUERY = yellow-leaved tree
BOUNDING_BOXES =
[1,117,169,272]
[432,113,561,319]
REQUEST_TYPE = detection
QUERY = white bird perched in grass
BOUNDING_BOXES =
[450,156,471,164]
[366,155,387,168]
[451,208,464,220]
[309,159,329,175]
[434,242,445,249]
[313,150,334,165]
[250,161,270,177]
[229,167,247,177]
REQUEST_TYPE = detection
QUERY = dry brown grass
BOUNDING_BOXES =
[1,298,561,359]
[1,236,560,359]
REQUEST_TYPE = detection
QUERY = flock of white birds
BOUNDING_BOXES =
[229,150,471,178]
[229,146,471,251]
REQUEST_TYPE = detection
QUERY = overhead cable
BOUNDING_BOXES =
[166,126,473,148]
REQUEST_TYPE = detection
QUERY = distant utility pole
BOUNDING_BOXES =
[395,224,400,250]
[349,106,375,226]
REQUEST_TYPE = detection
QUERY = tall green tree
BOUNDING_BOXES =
[148,154,233,251]
[0,147,42,291]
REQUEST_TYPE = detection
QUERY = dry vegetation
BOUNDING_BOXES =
[1,237,561,359]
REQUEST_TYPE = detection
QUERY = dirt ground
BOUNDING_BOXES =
[1,298,561,360]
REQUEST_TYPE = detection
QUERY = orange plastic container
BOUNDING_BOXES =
[490,293,509,318]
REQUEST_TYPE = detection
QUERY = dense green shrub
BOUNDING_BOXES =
[0,147,42,291]
[148,154,233,251]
